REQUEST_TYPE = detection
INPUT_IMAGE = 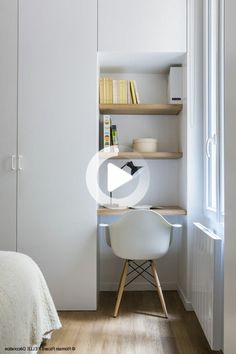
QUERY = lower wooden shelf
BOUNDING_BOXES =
[99,151,183,160]
[97,206,187,216]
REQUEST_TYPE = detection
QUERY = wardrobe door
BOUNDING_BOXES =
[98,0,186,52]
[0,0,17,251]
[17,0,98,310]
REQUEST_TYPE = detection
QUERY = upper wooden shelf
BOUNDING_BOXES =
[99,103,183,115]
[97,206,187,216]
[99,151,183,160]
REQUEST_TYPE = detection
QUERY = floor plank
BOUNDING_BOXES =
[45,291,221,354]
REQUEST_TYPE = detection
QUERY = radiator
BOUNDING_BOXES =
[192,223,223,350]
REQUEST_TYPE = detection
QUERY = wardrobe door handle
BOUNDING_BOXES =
[206,134,217,158]
[11,155,16,171]
[206,137,212,158]
[18,155,23,171]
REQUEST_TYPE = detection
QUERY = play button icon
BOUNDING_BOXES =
[107,163,133,192]
[86,145,150,207]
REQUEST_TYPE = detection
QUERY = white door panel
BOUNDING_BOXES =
[18,0,98,310]
[0,0,17,251]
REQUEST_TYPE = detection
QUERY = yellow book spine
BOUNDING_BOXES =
[127,80,131,104]
[117,80,120,103]
[103,78,106,104]
[105,77,109,104]
[99,78,104,104]
[130,80,137,104]
[121,80,124,104]
[118,80,123,104]
[120,80,127,104]
[123,80,128,104]
[113,80,118,103]
[108,78,113,104]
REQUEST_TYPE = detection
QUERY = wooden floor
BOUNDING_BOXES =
[46,291,221,354]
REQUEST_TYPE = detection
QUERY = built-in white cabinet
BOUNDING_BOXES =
[0,0,188,311]
[98,0,186,52]
[0,0,17,251]
[0,0,97,310]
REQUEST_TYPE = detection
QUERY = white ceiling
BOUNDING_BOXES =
[99,52,186,74]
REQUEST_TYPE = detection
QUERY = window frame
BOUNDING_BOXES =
[203,0,224,227]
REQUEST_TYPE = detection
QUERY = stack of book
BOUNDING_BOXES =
[102,115,119,152]
[99,77,140,104]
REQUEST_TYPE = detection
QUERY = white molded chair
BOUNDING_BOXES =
[104,210,182,318]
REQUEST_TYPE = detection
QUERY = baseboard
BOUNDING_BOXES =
[100,281,177,291]
[177,286,193,311]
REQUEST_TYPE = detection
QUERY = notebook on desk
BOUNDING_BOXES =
[102,204,127,209]
[101,204,164,210]
[129,205,164,210]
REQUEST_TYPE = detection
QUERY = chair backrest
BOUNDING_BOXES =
[109,210,173,260]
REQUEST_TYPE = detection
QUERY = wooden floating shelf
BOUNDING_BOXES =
[97,206,187,216]
[99,103,183,115]
[99,151,183,160]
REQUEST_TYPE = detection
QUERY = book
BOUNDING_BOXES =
[111,124,119,152]
[103,78,107,104]
[116,80,127,104]
[133,80,140,104]
[127,80,132,104]
[108,78,113,104]
[99,78,104,104]
[99,77,113,104]
[123,80,128,104]
[113,80,118,104]
[105,77,109,104]
[130,80,137,104]
[118,80,124,104]
[103,115,111,151]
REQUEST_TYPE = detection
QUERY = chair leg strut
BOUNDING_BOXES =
[113,260,129,318]
[151,260,168,318]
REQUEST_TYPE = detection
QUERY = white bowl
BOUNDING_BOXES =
[132,138,158,153]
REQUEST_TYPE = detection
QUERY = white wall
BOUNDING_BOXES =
[224,0,236,352]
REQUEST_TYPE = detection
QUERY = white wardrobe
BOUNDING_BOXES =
[0,0,98,310]
[0,0,187,311]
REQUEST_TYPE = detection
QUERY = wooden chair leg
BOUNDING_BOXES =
[114,260,129,318]
[151,260,168,318]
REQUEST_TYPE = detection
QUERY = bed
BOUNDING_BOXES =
[0,251,61,353]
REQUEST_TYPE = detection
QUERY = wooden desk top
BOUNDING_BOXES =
[97,206,187,216]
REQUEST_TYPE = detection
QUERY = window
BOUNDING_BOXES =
[204,0,224,222]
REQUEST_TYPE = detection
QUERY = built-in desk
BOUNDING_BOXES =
[97,206,187,216]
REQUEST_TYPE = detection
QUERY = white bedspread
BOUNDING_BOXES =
[0,251,61,352]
